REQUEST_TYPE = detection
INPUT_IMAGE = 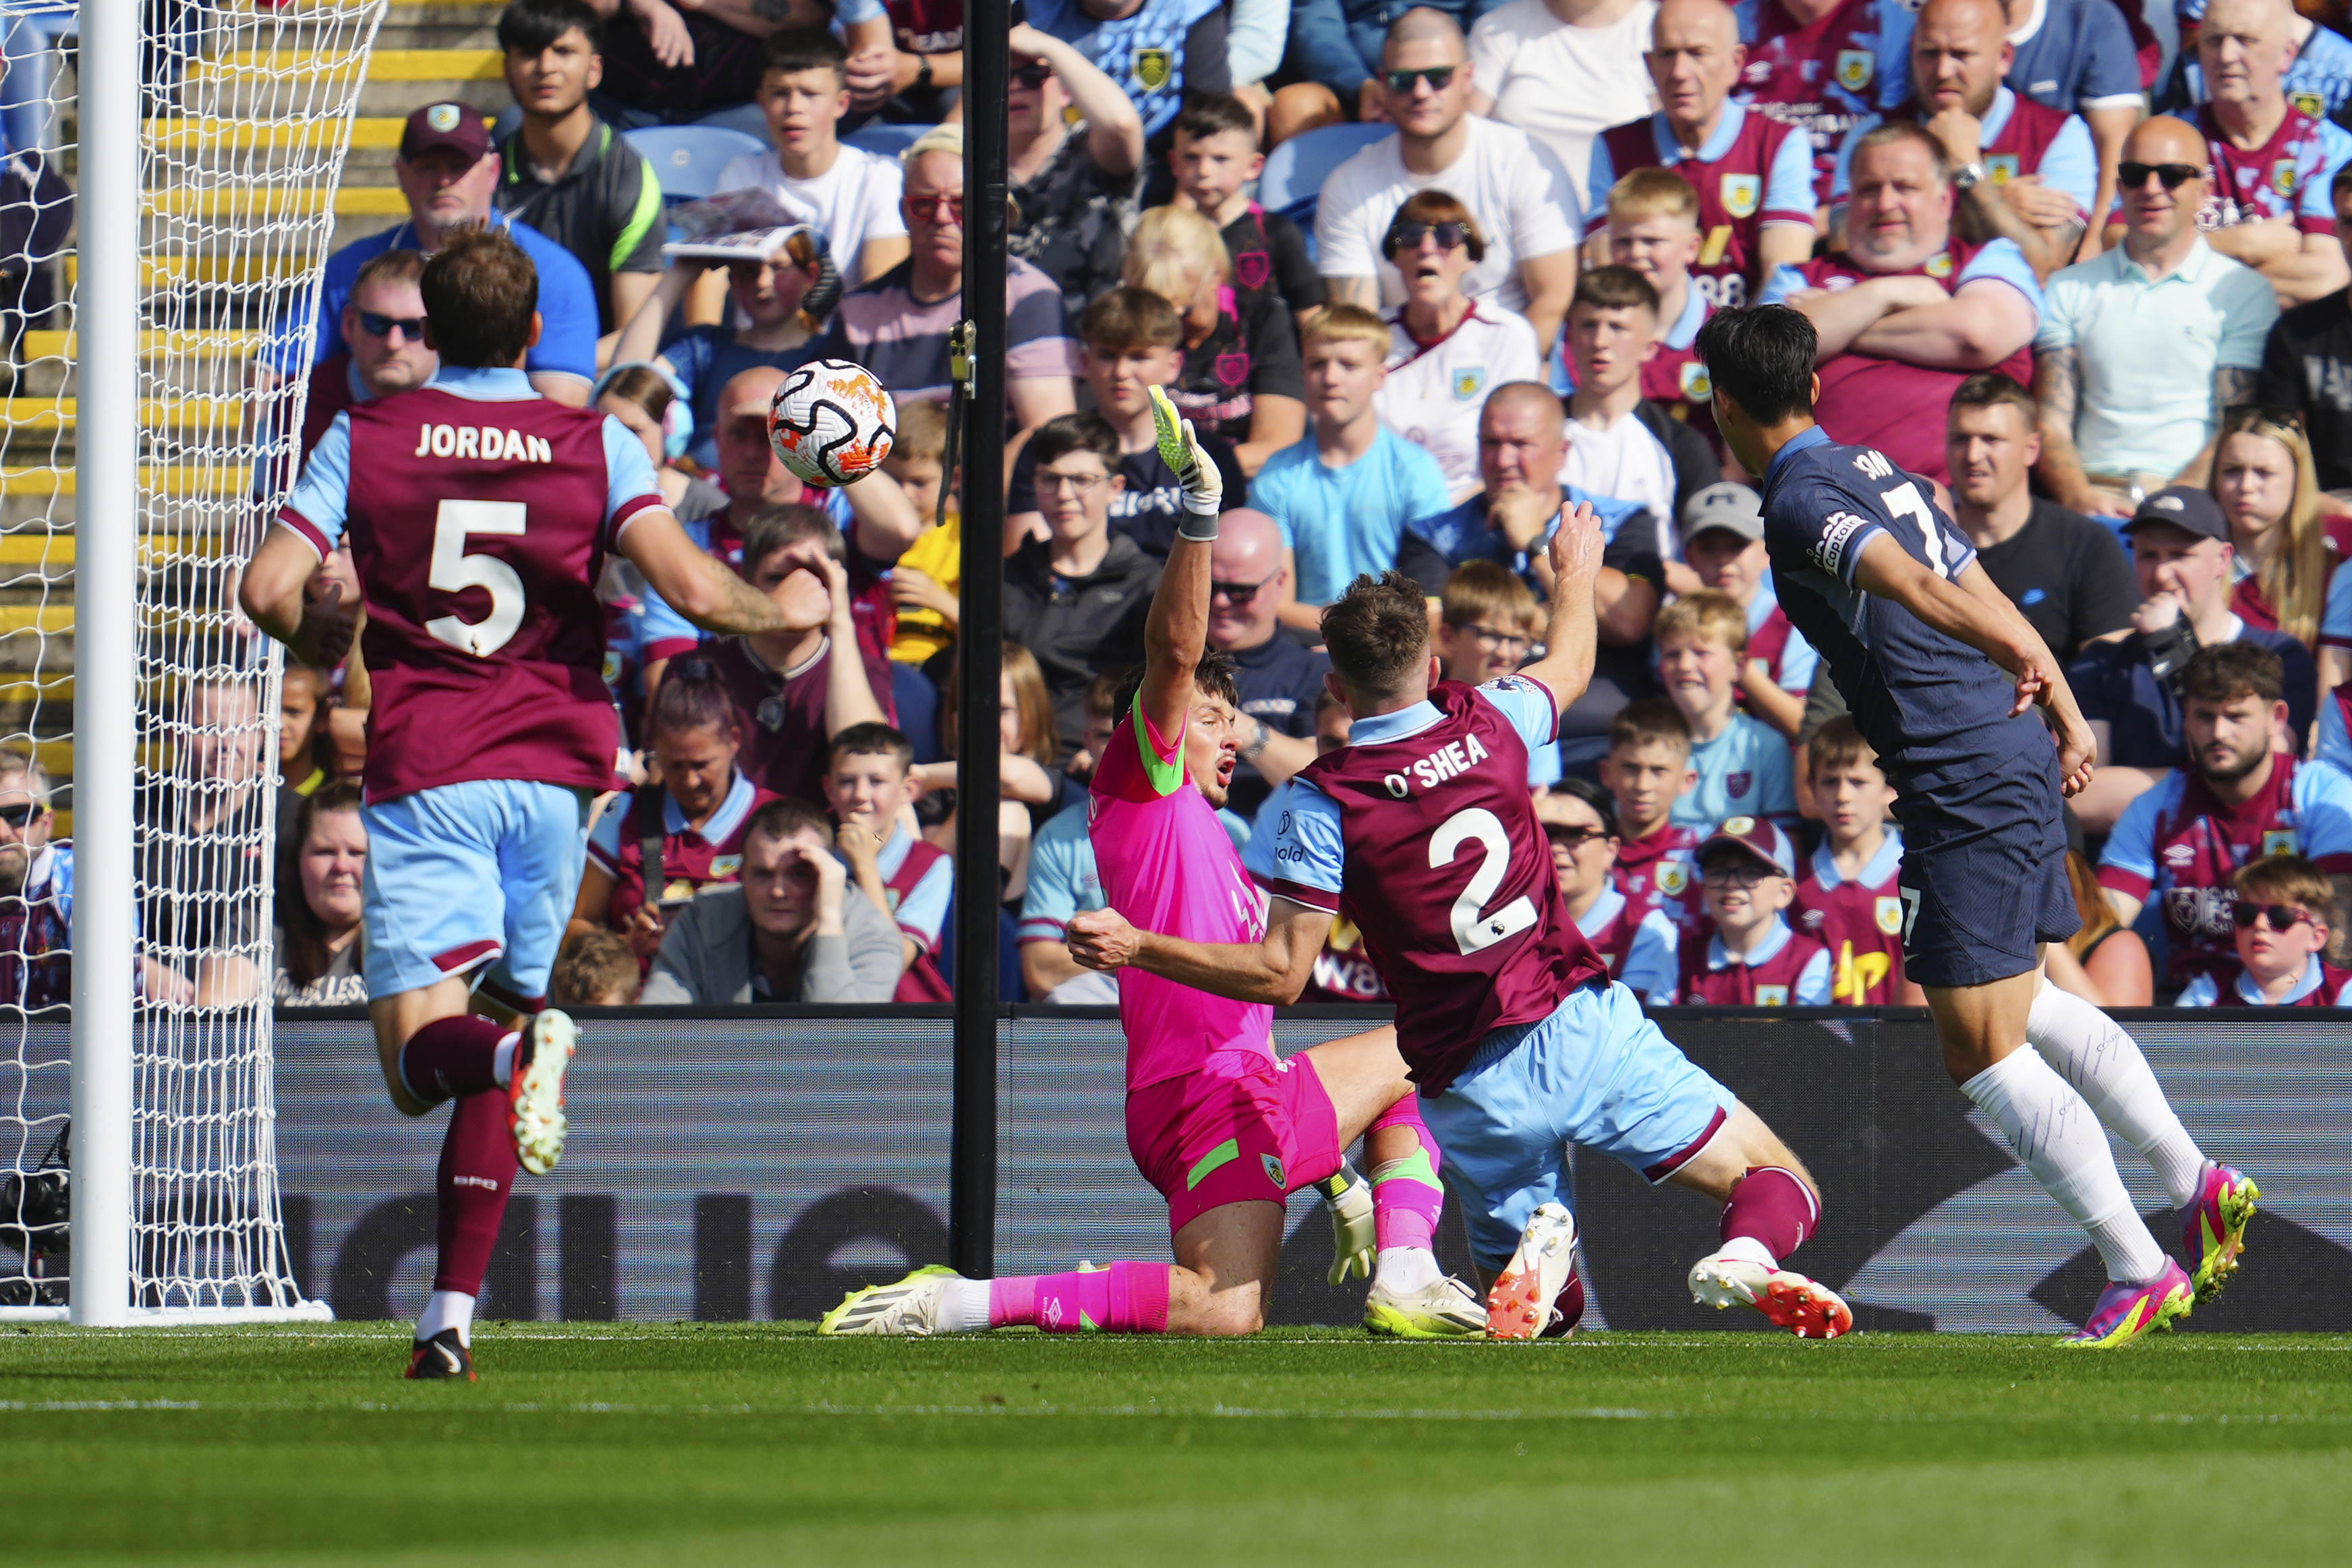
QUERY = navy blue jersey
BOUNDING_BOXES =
[1760,425,2051,792]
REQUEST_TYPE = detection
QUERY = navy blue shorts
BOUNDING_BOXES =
[1891,761,2081,989]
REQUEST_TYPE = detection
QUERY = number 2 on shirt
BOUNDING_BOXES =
[1431,807,1537,955]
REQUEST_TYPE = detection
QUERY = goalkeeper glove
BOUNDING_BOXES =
[1315,1161,1377,1286]
[1149,384,1222,533]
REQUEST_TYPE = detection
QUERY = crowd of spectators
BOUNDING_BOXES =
[28,0,2352,1016]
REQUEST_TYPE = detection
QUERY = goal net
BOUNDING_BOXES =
[0,0,384,1319]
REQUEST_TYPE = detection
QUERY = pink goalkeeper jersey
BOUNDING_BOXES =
[1089,699,1273,1092]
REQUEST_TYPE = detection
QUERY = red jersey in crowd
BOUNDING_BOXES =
[586,770,776,958]
[2183,960,2352,1006]
[1733,0,1915,201]
[1298,914,1392,1004]
[1613,820,1704,933]
[1791,830,1909,1005]
[1673,917,1833,1005]
[2164,104,2340,237]
[706,633,895,807]
[1573,882,1680,1001]
[1848,92,2083,221]
[2235,514,2352,635]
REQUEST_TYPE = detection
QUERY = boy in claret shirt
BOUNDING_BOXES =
[1601,698,1703,932]
[1675,482,1814,740]
[1674,817,1831,1007]
[1655,590,1798,831]
[1168,92,1325,336]
[822,722,953,1002]
[1792,718,1924,1006]
[2178,856,2352,1008]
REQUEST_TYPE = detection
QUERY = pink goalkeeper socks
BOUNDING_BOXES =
[1369,1097,1445,1252]
[987,1262,1170,1334]
[1719,1166,1820,1266]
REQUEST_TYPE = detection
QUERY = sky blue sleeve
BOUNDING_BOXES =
[2326,566,2352,646]
[832,0,886,20]
[1874,0,1914,107]
[602,416,664,529]
[2039,115,2098,217]
[1955,237,2045,323]
[1016,817,1089,943]
[2320,692,2352,774]
[1756,728,1798,820]
[1244,778,1346,901]
[896,853,953,949]
[1827,115,1881,202]
[2175,972,2218,1008]
[1777,620,1818,693]
[1404,441,1452,521]
[1474,674,1561,751]
[1619,910,1680,1001]
[1588,137,1617,211]
[1765,119,1818,216]
[1756,264,1807,306]
[2098,782,2164,886]
[2292,764,2352,866]
[517,224,600,383]
[2304,123,2352,225]
[633,577,699,664]
[280,413,353,550]
[1794,945,1833,1004]
[585,800,626,871]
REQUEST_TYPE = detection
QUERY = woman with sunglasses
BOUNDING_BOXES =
[1371,190,1540,503]
[608,226,832,470]
[2210,404,2343,652]
[1005,22,1147,323]
[1124,203,1307,475]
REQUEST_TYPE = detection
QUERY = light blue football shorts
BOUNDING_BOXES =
[360,779,590,1008]
[1425,980,1735,1269]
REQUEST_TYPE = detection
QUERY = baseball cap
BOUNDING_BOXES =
[2121,485,2228,544]
[399,101,492,164]
[1695,815,1795,878]
[1679,482,1764,546]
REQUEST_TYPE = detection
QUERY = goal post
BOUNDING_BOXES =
[22,0,389,1323]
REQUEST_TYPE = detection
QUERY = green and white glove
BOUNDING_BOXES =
[1315,1161,1377,1286]
[1149,384,1222,533]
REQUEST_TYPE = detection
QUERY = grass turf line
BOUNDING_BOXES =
[3,1324,2348,1567]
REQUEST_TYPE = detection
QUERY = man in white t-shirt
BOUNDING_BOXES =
[715,30,912,287]
[1470,0,1662,212]
[1316,7,1584,355]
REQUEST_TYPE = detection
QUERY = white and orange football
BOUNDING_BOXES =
[767,358,897,487]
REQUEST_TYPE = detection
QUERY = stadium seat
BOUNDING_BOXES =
[842,122,931,160]
[622,125,772,204]
[1257,122,1394,262]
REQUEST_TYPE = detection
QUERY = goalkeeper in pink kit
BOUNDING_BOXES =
[821,390,1485,1339]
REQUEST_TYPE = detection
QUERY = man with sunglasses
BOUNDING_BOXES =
[1317,9,1583,358]
[0,752,68,1013]
[285,250,440,478]
[2096,641,2352,992]
[2033,115,2280,520]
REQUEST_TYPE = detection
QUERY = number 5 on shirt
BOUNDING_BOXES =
[426,499,527,658]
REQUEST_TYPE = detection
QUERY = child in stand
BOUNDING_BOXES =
[1435,562,1558,790]
[822,722,953,1001]
[1676,482,1814,739]
[2177,855,2352,1006]
[1168,91,1325,336]
[549,929,643,1008]
[1791,718,1924,1006]
[1600,698,1703,933]
[1673,816,1831,1006]
[1654,589,1797,831]
[1541,777,1679,1002]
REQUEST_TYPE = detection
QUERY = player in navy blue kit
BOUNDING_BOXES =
[1697,305,2260,1347]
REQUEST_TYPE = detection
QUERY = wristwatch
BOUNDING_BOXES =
[1953,161,1986,193]
[914,56,934,92]
[1240,718,1271,762]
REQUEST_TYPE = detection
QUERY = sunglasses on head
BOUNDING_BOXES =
[2223,401,2306,434]
[2233,902,2314,931]
[1012,60,1053,88]
[1384,219,1470,255]
[356,310,426,339]
[0,802,38,827]
[1382,65,1458,92]
[2117,161,2201,191]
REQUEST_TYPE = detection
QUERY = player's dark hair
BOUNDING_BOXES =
[1607,697,1691,757]
[1548,776,1618,838]
[740,503,844,581]
[646,658,739,743]
[1947,371,2036,429]
[745,794,834,846]
[419,227,538,370]
[761,27,849,84]
[1572,264,1659,318]
[1029,411,1122,473]
[1109,650,1242,729]
[1081,286,1184,352]
[1174,90,1259,146]
[550,927,639,1006]
[1804,714,1878,779]
[2178,642,2285,707]
[2233,852,2334,916]
[497,0,600,55]
[828,721,914,774]
[1321,572,1434,700]
[275,780,366,991]
[1695,304,1818,427]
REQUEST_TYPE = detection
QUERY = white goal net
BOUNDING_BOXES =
[0,0,384,1318]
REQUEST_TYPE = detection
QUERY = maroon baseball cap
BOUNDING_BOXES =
[1696,815,1795,878]
[399,101,492,163]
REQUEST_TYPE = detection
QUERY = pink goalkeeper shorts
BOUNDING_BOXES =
[1126,1051,1344,1238]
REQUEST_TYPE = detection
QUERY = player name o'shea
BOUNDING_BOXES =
[411,423,555,463]
[1403,733,1491,792]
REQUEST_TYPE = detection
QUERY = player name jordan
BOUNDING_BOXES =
[411,423,556,463]
[1388,734,1491,794]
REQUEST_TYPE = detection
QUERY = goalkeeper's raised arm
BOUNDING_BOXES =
[1133,384,1228,745]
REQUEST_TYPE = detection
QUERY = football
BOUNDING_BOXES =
[767,358,896,487]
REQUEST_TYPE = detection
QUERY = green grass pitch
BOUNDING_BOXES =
[5,1323,2349,1566]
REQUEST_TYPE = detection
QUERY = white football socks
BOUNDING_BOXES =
[492,1033,519,1090]
[1962,1045,2168,1285]
[416,1289,475,1347]
[1374,1246,1440,1294]
[2027,980,2206,1209]
[936,1277,992,1334]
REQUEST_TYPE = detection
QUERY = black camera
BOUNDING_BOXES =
[0,1124,69,1306]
